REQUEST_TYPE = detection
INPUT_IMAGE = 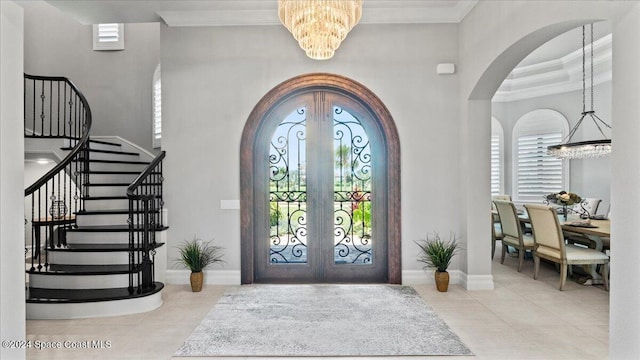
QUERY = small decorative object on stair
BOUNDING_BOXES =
[49,200,68,220]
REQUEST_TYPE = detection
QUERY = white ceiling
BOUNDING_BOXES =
[43,0,479,26]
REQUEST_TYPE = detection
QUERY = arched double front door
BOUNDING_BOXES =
[240,74,401,284]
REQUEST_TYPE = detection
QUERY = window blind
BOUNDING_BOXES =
[152,68,162,148]
[516,132,563,201]
[491,135,502,196]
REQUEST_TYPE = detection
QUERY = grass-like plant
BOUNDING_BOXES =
[175,238,224,273]
[415,232,460,272]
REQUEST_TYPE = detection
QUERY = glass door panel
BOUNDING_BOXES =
[269,107,308,264]
[333,107,373,265]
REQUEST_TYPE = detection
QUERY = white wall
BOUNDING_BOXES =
[0,1,26,359]
[492,81,612,212]
[161,23,461,276]
[610,1,640,357]
[21,1,159,152]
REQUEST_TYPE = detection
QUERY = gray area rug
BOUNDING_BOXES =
[175,284,473,357]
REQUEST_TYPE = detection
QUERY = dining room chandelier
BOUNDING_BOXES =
[547,23,612,160]
[278,0,363,60]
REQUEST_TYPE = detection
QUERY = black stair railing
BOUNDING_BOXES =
[24,74,92,272]
[127,151,165,293]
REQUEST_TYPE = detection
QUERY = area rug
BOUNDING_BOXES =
[175,284,472,357]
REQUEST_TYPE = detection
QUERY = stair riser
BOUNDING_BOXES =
[89,152,140,162]
[67,232,130,244]
[76,213,129,227]
[86,185,128,197]
[28,273,131,289]
[83,199,129,211]
[87,173,139,183]
[47,251,130,265]
[86,162,148,172]
[26,292,162,319]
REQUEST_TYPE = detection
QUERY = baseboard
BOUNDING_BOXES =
[459,273,495,290]
[165,269,241,285]
[165,269,490,289]
[402,269,463,285]
[403,270,494,290]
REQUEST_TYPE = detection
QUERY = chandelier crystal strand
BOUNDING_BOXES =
[279,0,363,60]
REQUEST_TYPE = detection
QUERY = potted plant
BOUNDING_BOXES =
[175,237,224,292]
[415,232,460,292]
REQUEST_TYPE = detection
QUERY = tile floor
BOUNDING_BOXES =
[25,244,609,360]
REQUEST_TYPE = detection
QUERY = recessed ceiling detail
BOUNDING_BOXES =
[493,34,612,102]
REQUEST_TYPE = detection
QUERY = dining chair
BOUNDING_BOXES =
[524,204,609,291]
[490,195,511,260]
[491,213,504,260]
[578,198,602,218]
[493,200,534,272]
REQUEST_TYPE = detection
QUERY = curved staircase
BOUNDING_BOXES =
[24,75,166,319]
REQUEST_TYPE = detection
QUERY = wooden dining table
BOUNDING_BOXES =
[561,219,610,250]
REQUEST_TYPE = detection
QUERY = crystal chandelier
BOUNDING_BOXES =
[547,24,612,160]
[278,0,363,60]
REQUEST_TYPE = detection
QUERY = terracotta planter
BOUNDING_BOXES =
[190,271,204,292]
[434,270,450,292]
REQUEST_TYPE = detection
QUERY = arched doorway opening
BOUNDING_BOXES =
[240,73,400,284]
[463,19,605,290]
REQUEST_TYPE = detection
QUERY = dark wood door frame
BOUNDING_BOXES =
[240,73,401,284]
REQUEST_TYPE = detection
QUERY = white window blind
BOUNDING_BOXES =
[152,65,162,148]
[490,135,502,196]
[516,132,563,201]
[93,24,124,51]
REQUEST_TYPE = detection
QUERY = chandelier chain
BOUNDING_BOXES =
[582,25,586,114]
[590,23,594,112]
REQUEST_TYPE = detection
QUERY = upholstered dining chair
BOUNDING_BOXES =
[491,195,511,259]
[566,198,602,247]
[491,213,503,260]
[493,200,534,272]
[578,198,602,218]
[524,204,610,291]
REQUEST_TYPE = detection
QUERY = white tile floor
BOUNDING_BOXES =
[26,244,609,360]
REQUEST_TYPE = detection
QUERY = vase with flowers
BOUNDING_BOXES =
[544,191,582,221]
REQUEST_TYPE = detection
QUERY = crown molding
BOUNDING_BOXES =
[45,1,479,27]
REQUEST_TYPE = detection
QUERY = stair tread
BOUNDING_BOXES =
[68,224,168,232]
[47,243,164,252]
[74,158,150,165]
[27,264,137,275]
[79,170,155,175]
[26,282,164,303]
[85,182,131,186]
[77,209,159,215]
[82,196,128,200]
[87,148,140,156]
[81,195,160,201]
[61,139,122,149]
[89,139,122,147]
